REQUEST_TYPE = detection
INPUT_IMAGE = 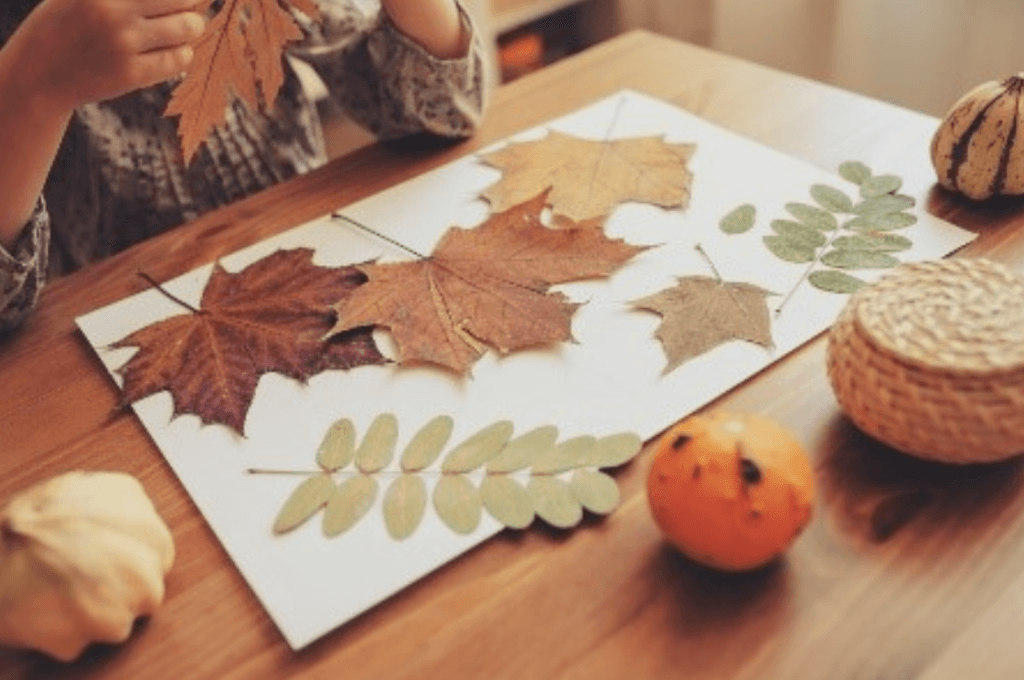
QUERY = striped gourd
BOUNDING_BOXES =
[931,74,1024,200]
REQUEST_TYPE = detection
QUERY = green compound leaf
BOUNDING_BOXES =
[844,212,918,231]
[821,250,901,270]
[570,470,620,515]
[582,433,643,468]
[528,476,583,528]
[860,175,902,198]
[832,233,912,252]
[771,220,828,248]
[317,419,356,472]
[839,161,872,185]
[532,435,596,474]
[486,425,558,473]
[383,474,427,540]
[785,202,838,231]
[441,420,515,473]
[433,474,482,534]
[356,414,398,473]
[480,476,534,529]
[810,184,854,213]
[323,475,377,537]
[764,235,815,263]
[401,415,454,472]
[853,194,915,216]
[273,475,335,534]
[808,270,867,294]
[719,204,757,234]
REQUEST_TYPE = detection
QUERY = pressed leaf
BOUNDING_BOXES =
[844,212,918,231]
[860,175,902,198]
[821,250,901,269]
[810,184,854,213]
[570,470,620,514]
[383,475,428,540]
[832,233,912,252]
[528,477,583,529]
[764,235,815,263]
[532,435,596,474]
[272,474,335,534]
[317,418,356,472]
[808,270,867,294]
[838,161,872,185]
[441,420,515,473]
[355,414,398,473]
[401,415,454,472]
[785,202,838,231]
[480,476,534,529]
[433,475,482,534]
[853,194,915,216]
[582,433,643,468]
[770,220,828,248]
[322,475,377,538]
[486,425,559,473]
[720,204,757,234]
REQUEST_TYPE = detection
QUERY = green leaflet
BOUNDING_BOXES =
[859,175,902,198]
[532,435,596,474]
[480,476,534,529]
[323,475,377,537]
[821,249,901,269]
[719,204,756,234]
[844,212,917,231]
[441,420,514,473]
[770,220,828,248]
[838,160,871,185]
[356,413,398,473]
[764,235,815,263]
[528,477,583,528]
[853,194,915,216]
[383,474,427,540]
[810,184,854,213]
[401,415,453,472]
[582,433,642,468]
[433,474,482,534]
[785,202,837,231]
[570,470,620,515]
[486,425,558,473]
[317,419,355,472]
[831,233,912,252]
[808,270,866,294]
[273,475,335,534]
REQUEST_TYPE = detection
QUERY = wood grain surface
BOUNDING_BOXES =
[2,30,1023,680]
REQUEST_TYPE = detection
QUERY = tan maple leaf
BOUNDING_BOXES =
[632,276,775,374]
[112,248,385,435]
[328,190,649,375]
[479,131,696,224]
[164,0,320,162]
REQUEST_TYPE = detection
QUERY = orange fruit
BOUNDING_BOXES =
[646,411,814,571]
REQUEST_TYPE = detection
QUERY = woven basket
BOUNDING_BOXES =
[826,258,1024,464]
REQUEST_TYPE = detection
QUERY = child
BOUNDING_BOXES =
[0,0,486,333]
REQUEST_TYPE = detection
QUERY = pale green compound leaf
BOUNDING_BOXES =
[528,477,583,529]
[821,250,901,269]
[785,202,838,231]
[532,435,596,474]
[838,161,872,185]
[832,233,912,252]
[719,204,756,234]
[764,235,815,263]
[569,470,620,515]
[356,413,398,473]
[853,194,915,216]
[273,475,335,534]
[401,415,454,472]
[323,475,377,537]
[433,475,482,534]
[810,184,854,213]
[860,175,902,198]
[382,474,427,540]
[486,425,559,473]
[808,270,867,294]
[441,420,515,474]
[480,476,534,529]
[581,433,643,468]
[316,418,355,472]
[844,212,917,231]
[771,220,828,248]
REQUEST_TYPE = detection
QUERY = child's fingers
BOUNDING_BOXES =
[130,45,195,88]
[141,0,207,19]
[134,11,205,52]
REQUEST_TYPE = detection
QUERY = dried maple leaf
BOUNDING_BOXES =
[164,0,320,162]
[479,131,696,224]
[328,190,649,375]
[112,248,385,435]
[632,276,775,373]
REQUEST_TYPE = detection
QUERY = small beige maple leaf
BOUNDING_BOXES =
[479,131,696,224]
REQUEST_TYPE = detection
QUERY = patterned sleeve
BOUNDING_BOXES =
[0,198,50,335]
[291,1,487,139]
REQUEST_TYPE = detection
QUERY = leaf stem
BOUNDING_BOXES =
[774,229,841,318]
[694,243,722,282]
[332,212,428,260]
[136,271,200,313]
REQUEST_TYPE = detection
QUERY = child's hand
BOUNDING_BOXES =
[15,0,205,110]
[381,0,468,60]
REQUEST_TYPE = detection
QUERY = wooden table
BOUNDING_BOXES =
[2,30,1024,680]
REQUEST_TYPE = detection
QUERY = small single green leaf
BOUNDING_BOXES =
[480,476,534,529]
[810,184,854,213]
[433,475,482,534]
[401,415,454,472]
[785,202,838,231]
[844,212,918,231]
[528,477,583,529]
[582,433,642,468]
[316,419,356,472]
[771,220,828,248]
[569,470,620,515]
[532,435,596,474]
[860,175,902,198]
[441,420,515,473]
[273,475,335,534]
[719,204,757,234]
[809,270,867,294]
[853,194,915,216]
[486,425,558,473]
[821,250,901,269]
[832,233,912,252]
[838,161,872,185]
[322,475,377,537]
[382,474,427,540]
[764,235,815,263]
[356,414,398,473]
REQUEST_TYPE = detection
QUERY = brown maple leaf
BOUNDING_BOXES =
[479,131,696,224]
[632,276,775,374]
[112,248,385,435]
[164,0,320,162]
[328,190,649,375]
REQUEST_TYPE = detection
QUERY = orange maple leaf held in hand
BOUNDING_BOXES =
[479,131,696,224]
[112,249,385,436]
[328,190,649,375]
[164,0,321,162]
